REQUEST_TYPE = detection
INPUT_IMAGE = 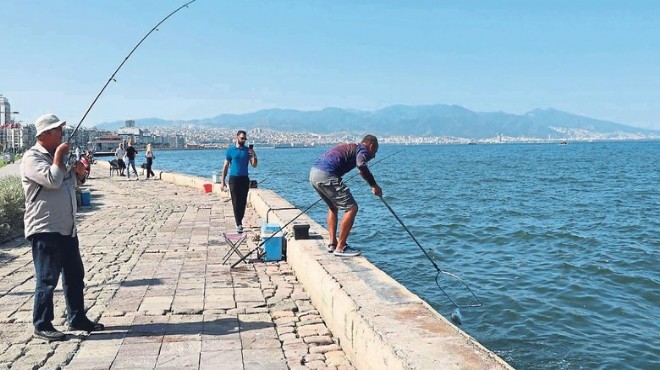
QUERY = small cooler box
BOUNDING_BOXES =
[212,171,221,183]
[261,223,283,261]
[80,188,91,206]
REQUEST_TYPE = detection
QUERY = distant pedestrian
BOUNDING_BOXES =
[115,142,126,176]
[309,135,381,257]
[20,113,104,342]
[80,153,91,179]
[221,130,258,233]
[145,143,156,180]
[125,140,139,180]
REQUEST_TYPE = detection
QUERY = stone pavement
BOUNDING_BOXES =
[0,160,21,178]
[0,165,355,369]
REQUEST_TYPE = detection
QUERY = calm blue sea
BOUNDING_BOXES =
[153,141,659,369]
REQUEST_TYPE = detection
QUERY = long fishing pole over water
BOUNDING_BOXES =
[32,0,197,202]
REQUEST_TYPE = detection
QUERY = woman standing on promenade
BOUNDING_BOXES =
[114,142,126,176]
[145,143,156,180]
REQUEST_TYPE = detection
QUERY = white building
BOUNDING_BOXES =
[0,95,10,126]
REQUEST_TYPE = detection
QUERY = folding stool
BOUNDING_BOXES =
[221,232,248,265]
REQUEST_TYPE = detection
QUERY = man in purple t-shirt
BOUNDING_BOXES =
[309,135,381,257]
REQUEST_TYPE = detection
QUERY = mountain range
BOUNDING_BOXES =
[94,104,659,139]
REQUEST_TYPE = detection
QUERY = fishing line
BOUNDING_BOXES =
[378,195,482,323]
[231,149,402,268]
[31,1,197,203]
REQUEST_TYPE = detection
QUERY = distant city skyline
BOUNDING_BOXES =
[1,1,659,130]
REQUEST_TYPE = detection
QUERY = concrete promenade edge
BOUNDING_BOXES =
[1,159,514,369]
[248,191,514,370]
[0,161,356,370]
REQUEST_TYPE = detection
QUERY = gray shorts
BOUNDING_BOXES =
[309,167,357,211]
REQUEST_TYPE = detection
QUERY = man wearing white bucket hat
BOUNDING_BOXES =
[20,113,104,342]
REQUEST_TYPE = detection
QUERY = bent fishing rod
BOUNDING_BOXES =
[69,0,197,140]
[378,195,483,310]
[231,149,402,268]
[31,0,197,202]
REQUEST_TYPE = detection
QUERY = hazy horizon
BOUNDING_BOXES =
[2,1,659,130]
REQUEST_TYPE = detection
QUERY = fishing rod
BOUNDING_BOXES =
[378,195,482,320]
[231,149,402,268]
[69,0,197,140]
[31,1,196,203]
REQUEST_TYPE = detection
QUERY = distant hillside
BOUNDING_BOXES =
[94,105,659,139]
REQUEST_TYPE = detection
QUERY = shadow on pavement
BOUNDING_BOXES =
[84,318,273,340]
[120,278,164,287]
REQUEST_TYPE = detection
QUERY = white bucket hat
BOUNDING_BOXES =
[34,113,66,137]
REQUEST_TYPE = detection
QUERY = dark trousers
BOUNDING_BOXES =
[29,233,86,330]
[146,157,155,178]
[229,175,250,226]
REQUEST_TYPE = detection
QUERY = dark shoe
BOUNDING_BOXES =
[34,328,66,342]
[327,243,337,253]
[67,320,105,332]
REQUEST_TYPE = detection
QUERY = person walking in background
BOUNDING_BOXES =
[80,153,91,179]
[125,140,139,180]
[145,143,156,180]
[114,142,126,176]
[309,134,381,257]
[221,130,258,233]
[20,113,104,342]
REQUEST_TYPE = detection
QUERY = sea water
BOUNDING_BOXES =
[153,141,659,369]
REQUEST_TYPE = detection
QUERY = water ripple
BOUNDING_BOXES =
[155,142,660,369]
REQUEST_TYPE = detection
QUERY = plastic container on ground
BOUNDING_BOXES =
[293,224,310,239]
[261,223,283,261]
[80,188,91,206]
[203,183,212,193]
[212,171,221,183]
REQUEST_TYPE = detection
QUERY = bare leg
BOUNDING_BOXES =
[327,207,338,245]
[336,205,358,251]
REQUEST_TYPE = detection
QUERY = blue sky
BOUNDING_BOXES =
[1,0,659,130]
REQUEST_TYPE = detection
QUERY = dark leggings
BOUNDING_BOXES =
[229,175,250,226]
[146,157,155,178]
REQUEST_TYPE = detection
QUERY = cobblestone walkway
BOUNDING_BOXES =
[0,167,355,370]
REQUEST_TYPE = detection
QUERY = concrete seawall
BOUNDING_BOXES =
[249,190,512,370]
[97,161,513,369]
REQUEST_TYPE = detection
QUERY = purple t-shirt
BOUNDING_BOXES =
[313,143,373,177]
